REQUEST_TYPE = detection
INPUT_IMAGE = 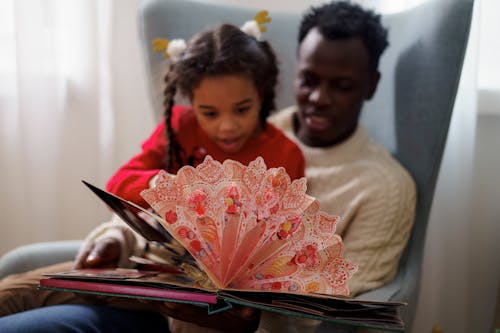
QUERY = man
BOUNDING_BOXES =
[0,1,415,332]
[274,0,415,297]
[258,2,416,331]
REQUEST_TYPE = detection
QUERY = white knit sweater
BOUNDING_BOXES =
[270,106,416,296]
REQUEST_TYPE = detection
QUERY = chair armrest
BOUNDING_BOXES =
[353,257,421,330]
[355,271,405,302]
[0,240,82,279]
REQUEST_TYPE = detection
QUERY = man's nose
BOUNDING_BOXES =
[309,83,331,105]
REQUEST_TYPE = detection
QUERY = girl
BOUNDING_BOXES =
[106,23,305,209]
[96,22,305,332]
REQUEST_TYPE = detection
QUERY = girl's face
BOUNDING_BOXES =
[192,75,262,154]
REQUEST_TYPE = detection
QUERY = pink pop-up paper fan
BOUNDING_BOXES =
[140,156,357,296]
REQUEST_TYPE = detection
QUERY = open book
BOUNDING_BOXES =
[39,156,405,332]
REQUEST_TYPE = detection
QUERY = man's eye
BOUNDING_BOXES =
[337,80,355,91]
[300,75,317,87]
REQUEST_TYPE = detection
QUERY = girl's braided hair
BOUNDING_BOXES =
[162,23,278,172]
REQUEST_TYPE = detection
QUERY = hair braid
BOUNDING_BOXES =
[256,40,278,123]
[163,66,184,172]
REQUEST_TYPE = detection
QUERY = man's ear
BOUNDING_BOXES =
[365,70,381,100]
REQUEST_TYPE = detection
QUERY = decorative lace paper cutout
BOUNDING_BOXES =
[141,156,357,296]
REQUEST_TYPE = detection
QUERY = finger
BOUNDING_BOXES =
[85,250,102,266]
[73,248,92,269]
[233,305,256,319]
[159,302,257,331]
[85,238,121,268]
[160,302,202,318]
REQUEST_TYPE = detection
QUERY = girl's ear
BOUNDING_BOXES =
[365,70,380,100]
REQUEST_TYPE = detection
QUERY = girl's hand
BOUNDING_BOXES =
[73,237,121,269]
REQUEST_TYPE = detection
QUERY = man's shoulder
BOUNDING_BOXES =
[329,128,416,193]
[359,139,416,194]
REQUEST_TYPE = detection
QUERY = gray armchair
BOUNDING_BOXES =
[0,0,474,331]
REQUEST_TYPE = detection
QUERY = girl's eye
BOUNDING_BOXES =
[236,106,251,115]
[202,111,218,119]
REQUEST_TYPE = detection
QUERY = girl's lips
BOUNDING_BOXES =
[304,114,331,131]
[217,137,242,152]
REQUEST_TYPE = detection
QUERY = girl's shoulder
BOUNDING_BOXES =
[260,122,304,158]
[261,121,298,149]
[257,122,305,179]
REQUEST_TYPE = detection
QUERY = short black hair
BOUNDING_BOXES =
[299,0,389,71]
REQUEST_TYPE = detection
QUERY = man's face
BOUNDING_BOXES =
[294,28,379,147]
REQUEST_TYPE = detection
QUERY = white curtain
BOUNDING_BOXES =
[0,0,154,254]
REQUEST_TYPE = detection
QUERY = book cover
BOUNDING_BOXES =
[39,268,404,330]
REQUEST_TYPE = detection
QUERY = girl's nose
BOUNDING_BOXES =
[219,116,238,133]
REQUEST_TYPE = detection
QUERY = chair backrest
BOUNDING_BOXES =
[138,0,474,328]
[363,0,474,328]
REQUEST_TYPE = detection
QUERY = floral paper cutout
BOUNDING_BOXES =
[141,156,357,296]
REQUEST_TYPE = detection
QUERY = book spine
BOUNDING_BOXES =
[39,278,217,304]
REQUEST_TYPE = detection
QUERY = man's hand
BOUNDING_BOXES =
[73,237,121,269]
[161,302,259,332]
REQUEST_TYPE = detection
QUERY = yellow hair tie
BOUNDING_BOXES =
[152,38,186,61]
[240,10,272,41]
[154,10,272,58]
[254,10,272,32]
